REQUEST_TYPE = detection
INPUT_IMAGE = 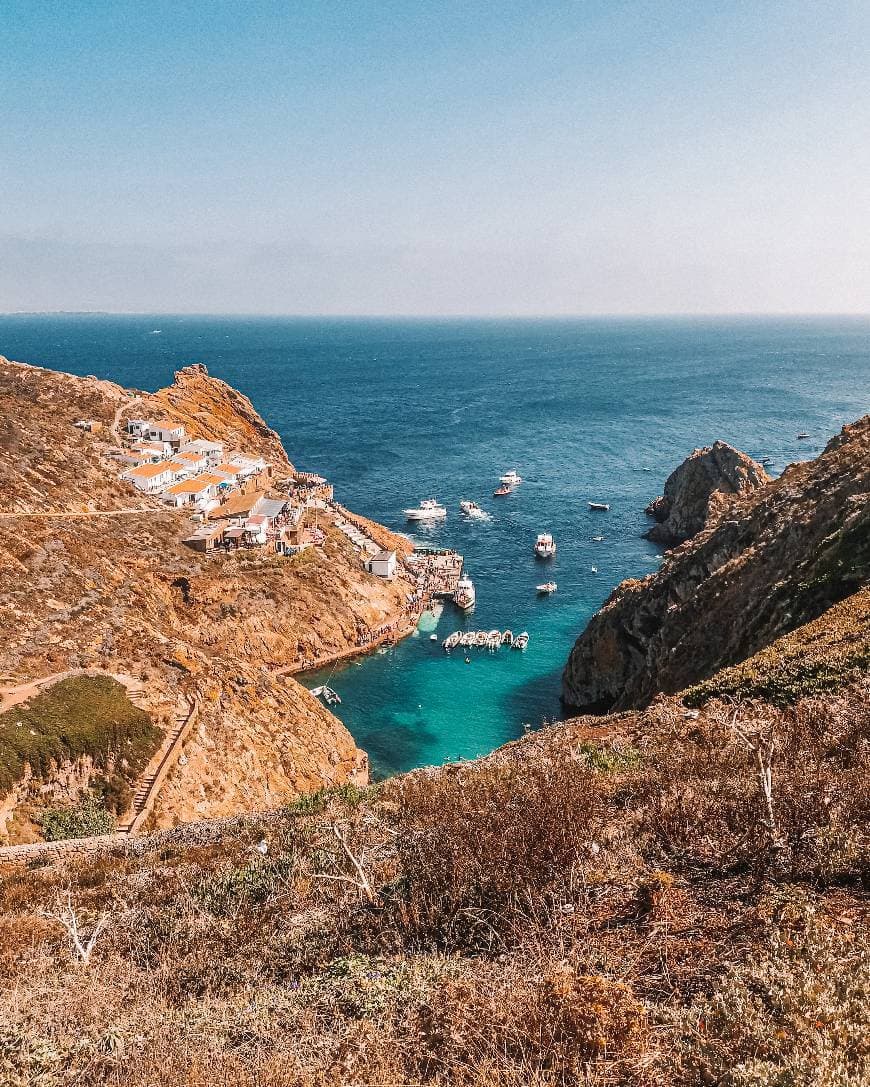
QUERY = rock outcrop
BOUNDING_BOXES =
[562,417,869,713]
[644,440,770,546]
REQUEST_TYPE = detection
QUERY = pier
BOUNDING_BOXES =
[406,546,464,600]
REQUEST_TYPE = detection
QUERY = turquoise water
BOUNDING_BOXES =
[2,315,867,775]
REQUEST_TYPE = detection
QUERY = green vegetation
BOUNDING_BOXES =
[0,676,162,795]
[285,780,375,816]
[575,741,643,772]
[685,588,870,707]
[41,796,116,841]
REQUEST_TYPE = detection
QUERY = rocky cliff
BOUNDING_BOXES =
[644,440,769,546]
[562,416,869,712]
[0,356,414,836]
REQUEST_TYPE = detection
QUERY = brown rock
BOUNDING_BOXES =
[562,417,870,713]
[644,440,770,546]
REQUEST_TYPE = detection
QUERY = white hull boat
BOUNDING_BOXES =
[588,502,610,511]
[405,498,447,521]
[536,581,557,594]
[499,469,522,485]
[311,685,342,705]
[534,532,556,558]
[459,500,490,519]
[513,632,529,650]
[453,572,476,611]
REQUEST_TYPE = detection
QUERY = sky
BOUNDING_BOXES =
[1,0,869,315]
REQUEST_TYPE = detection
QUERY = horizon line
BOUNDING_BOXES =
[3,310,870,320]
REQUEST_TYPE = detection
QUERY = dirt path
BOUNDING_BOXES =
[0,507,171,520]
[110,393,142,444]
[0,668,144,714]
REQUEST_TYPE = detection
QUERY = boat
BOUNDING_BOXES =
[310,685,342,705]
[513,632,529,650]
[591,535,605,542]
[487,629,501,650]
[460,632,476,646]
[430,633,438,641]
[591,566,598,574]
[492,484,512,497]
[453,572,476,611]
[760,457,773,465]
[797,432,810,440]
[474,631,488,647]
[499,469,522,485]
[502,630,513,646]
[534,532,556,558]
[404,498,447,521]
[588,502,610,511]
[442,632,461,650]
[459,499,489,519]
[536,581,557,594]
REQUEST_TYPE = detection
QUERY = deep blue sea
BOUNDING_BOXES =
[2,315,867,776]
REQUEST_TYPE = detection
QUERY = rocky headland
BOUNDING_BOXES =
[563,418,869,712]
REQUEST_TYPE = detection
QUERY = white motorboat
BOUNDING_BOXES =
[591,566,598,574]
[513,632,529,650]
[591,535,605,542]
[443,631,461,650]
[404,498,447,521]
[534,532,556,558]
[536,581,557,594]
[499,469,522,485]
[461,631,476,646]
[474,631,488,647]
[588,502,610,511]
[453,572,476,611]
[502,630,513,646]
[487,629,501,650]
[459,499,490,519]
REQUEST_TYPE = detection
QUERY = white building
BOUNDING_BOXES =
[122,461,175,493]
[161,476,223,509]
[147,420,186,447]
[365,550,398,580]
[126,418,153,437]
[179,439,224,465]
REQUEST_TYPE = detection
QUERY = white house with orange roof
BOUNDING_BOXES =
[147,420,186,447]
[126,418,153,437]
[122,461,175,493]
[179,438,224,465]
[131,439,173,460]
[173,449,209,473]
[161,472,230,510]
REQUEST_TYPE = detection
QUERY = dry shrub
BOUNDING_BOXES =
[385,758,603,947]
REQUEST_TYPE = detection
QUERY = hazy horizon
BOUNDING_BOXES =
[3,1,870,316]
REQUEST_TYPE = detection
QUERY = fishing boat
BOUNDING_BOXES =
[492,484,512,497]
[310,685,342,705]
[513,632,529,650]
[459,499,489,519]
[499,469,522,485]
[588,502,610,511]
[453,572,476,611]
[536,581,557,594]
[502,630,513,646]
[404,498,447,521]
[534,532,556,558]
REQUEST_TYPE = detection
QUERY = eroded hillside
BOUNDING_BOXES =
[0,357,415,836]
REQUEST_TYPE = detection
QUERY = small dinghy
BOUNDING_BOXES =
[502,629,513,646]
[474,631,488,647]
[536,581,557,594]
[493,484,511,497]
[591,535,605,542]
[513,631,530,650]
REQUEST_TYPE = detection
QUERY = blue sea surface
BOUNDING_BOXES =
[2,315,867,776]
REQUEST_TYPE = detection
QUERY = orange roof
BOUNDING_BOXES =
[164,478,213,495]
[197,472,229,485]
[164,461,188,473]
[125,462,172,479]
[149,419,184,431]
[176,450,204,462]
[214,462,241,474]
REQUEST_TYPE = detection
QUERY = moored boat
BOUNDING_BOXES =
[502,629,513,646]
[311,685,342,705]
[453,571,476,611]
[474,631,488,647]
[487,629,501,650]
[513,631,529,650]
[442,631,461,650]
[404,498,447,521]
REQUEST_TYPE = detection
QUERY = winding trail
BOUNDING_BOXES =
[110,393,142,445]
[0,668,145,714]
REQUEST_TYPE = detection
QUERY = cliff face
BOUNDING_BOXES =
[562,416,869,712]
[0,356,414,833]
[644,440,769,546]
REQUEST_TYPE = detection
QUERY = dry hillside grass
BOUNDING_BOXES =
[1,687,866,1086]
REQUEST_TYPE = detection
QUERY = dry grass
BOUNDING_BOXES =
[0,686,866,1085]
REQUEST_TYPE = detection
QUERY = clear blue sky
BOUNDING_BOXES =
[2,0,869,314]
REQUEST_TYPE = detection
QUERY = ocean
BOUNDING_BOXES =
[2,314,867,776]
